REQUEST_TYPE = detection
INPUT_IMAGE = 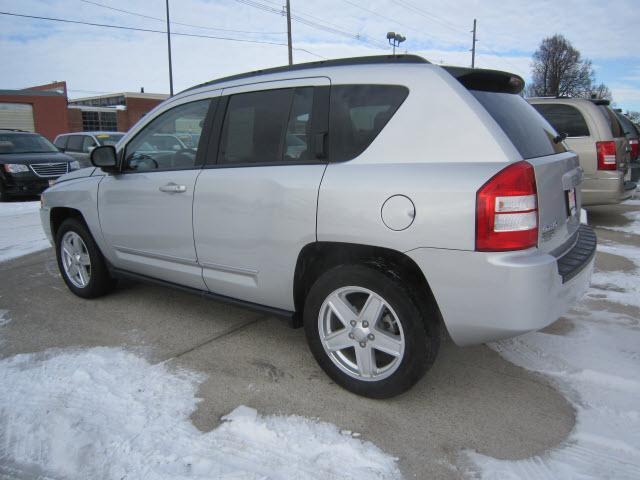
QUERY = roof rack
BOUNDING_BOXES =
[589,98,610,106]
[182,54,429,93]
[0,129,28,132]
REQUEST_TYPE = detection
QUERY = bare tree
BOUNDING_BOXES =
[626,111,640,123]
[527,34,596,98]
[582,82,613,101]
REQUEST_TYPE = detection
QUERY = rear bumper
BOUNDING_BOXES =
[407,225,595,346]
[582,173,632,206]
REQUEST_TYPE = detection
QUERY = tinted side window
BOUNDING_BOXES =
[54,136,67,149]
[124,99,210,172]
[66,135,84,152]
[599,106,623,138]
[219,88,293,165]
[82,136,96,153]
[330,85,408,162]
[532,104,590,137]
[472,91,566,159]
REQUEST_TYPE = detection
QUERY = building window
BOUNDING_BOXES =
[81,111,117,131]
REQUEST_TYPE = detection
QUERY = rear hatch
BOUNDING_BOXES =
[445,67,583,254]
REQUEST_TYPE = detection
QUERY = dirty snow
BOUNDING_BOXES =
[464,226,640,478]
[0,345,401,479]
[0,201,49,262]
[601,209,640,234]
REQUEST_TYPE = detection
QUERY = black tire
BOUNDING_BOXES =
[304,264,440,398]
[55,218,116,298]
[0,181,9,202]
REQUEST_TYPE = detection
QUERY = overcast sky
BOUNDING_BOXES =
[1,0,639,111]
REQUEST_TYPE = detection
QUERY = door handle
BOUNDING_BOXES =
[159,183,187,193]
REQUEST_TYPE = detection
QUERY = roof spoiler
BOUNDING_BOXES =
[590,98,610,106]
[443,66,525,94]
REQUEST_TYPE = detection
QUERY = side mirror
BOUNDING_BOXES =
[90,145,119,173]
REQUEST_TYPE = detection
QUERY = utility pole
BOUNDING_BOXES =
[286,0,293,65]
[165,0,174,96]
[470,18,477,68]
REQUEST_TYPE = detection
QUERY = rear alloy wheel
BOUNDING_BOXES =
[56,218,116,298]
[304,264,439,398]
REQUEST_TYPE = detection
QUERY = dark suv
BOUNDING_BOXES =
[0,130,79,201]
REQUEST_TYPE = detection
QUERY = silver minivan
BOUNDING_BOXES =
[529,98,635,206]
[54,132,125,168]
[40,56,595,397]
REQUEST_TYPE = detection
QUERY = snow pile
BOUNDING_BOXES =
[602,209,640,235]
[463,240,640,478]
[0,201,49,262]
[0,346,401,480]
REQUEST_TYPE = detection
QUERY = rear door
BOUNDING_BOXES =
[472,90,581,253]
[193,78,330,310]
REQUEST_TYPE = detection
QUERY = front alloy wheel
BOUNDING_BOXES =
[61,231,92,288]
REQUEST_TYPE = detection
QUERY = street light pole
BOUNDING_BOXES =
[165,0,174,96]
[286,0,293,65]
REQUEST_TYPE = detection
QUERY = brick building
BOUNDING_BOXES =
[0,81,167,140]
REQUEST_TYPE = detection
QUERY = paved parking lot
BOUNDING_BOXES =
[0,200,638,478]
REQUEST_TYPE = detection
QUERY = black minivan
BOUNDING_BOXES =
[0,129,79,201]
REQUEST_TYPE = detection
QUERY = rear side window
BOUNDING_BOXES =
[54,136,67,149]
[219,87,319,165]
[532,104,590,137]
[599,106,624,138]
[66,135,84,152]
[472,91,566,159]
[330,85,408,162]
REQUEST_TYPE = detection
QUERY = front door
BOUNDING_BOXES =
[98,98,214,289]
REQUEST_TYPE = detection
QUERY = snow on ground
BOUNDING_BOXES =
[601,209,640,235]
[0,201,401,480]
[0,345,401,479]
[0,201,50,262]
[463,233,640,478]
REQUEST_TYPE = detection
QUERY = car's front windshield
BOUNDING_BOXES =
[95,133,124,146]
[0,133,59,154]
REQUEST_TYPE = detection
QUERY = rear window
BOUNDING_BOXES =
[471,91,566,159]
[95,133,124,146]
[531,104,590,137]
[615,112,639,139]
[330,85,408,162]
[599,106,624,138]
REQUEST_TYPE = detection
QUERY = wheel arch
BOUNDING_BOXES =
[292,241,443,331]
[50,207,87,239]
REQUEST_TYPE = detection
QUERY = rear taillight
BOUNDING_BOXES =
[596,141,617,170]
[629,139,639,161]
[476,161,538,252]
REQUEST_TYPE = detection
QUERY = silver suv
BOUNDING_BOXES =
[40,56,595,398]
[528,98,635,206]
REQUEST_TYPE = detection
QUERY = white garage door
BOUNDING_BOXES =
[0,103,35,132]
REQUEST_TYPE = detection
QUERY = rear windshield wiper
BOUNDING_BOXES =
[553,132,568,144]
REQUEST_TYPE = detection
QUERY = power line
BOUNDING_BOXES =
[232,0,387,49]
[79,0,285,35]
[340,0,423,37]
[0,11,326,59]
[392,0,468,35]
